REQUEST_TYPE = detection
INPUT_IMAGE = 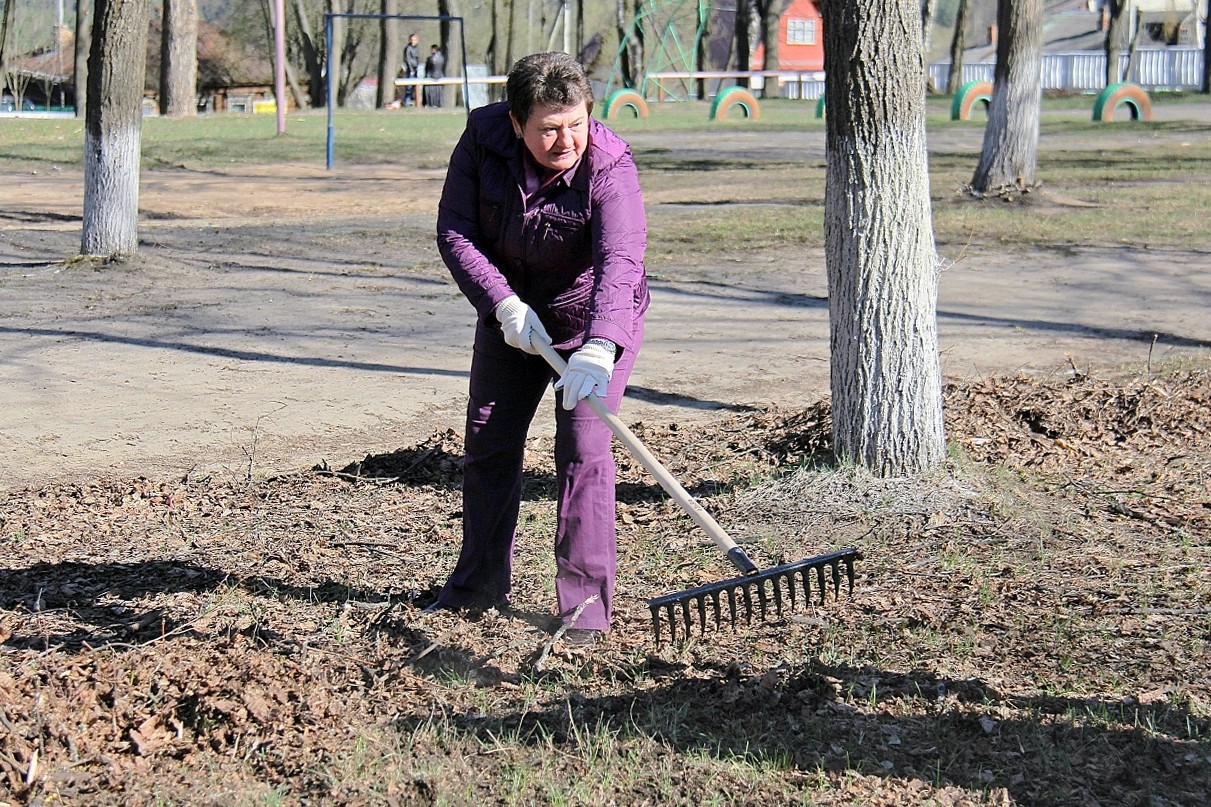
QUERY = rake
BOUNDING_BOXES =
[535,338,861,645]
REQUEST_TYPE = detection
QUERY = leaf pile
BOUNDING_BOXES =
[1,368,1208,806]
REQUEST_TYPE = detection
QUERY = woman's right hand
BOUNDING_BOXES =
[495,296,550,355]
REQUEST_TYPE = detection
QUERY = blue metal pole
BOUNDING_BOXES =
[325,14,334,169]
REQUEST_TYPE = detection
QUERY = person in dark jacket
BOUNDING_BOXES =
[402,34,420,106]
[423,44,445,108]
[432,52,649,646]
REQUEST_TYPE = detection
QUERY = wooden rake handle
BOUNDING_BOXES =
[534,337,759,577]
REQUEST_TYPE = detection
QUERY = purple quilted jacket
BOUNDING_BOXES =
[436,102,649,353]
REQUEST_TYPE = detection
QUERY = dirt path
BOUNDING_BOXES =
[2,142,1209,492]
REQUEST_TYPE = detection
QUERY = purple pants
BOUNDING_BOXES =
[437,318,644,631]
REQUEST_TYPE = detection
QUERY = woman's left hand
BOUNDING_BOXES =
[556,342,615,410]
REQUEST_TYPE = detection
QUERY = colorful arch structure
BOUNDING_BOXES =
[709,87,760,121]
[1092,83,1152,122]
[951,80,993,121]
[603,89,650,120]
[814,95,826,119]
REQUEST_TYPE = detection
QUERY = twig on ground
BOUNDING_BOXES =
[533,595,598,672]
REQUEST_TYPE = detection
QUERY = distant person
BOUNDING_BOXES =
[424,44,445,108]
[430,52,649,646]
[403,33,420,107]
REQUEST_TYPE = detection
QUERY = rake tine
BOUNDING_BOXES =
[647,548,862,645]
[755,579,769,621]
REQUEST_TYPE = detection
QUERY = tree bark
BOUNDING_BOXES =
[756,0,791,97]
[159,0,198,116]
[735,0,752,87]
[822,0,946,477]
[293,0,324,106]
[946,0,968,95]
[970,0,1043,193]
[0,0,15,80]
[1105,0,1128,85]
[74,0,92,118]
[1203,2,1211,93]
[438,0,462,107]
[377,0,400,108]
[82,0,152,259]
[505,0,516,72]
[616,0,645,89]
[921,0,938,91]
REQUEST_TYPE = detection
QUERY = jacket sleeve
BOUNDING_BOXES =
[436,121,515,321]
[587,145,647,353]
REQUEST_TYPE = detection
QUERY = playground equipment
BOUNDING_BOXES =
[709,86,760,120]
[951,80,993,121]
[603,89,650,120]
[608,0,711,100]
[1092,83,1152,122]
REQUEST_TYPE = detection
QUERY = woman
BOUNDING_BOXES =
[433,52,649,645]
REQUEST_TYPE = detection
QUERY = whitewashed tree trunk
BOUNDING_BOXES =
[82,0,152,259]
[971,0,1043,193]
[159,0,198,117]
[822,0,946,477]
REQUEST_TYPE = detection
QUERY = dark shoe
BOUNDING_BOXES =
[421,597,510,617]
[561,628,603,647]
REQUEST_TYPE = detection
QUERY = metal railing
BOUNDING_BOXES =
[927,47,1206,93]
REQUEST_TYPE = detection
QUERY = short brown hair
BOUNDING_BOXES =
[506,52,594,125]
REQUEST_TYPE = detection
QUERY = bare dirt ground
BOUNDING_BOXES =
[2,159,1209,491]
[1,118,1209,805]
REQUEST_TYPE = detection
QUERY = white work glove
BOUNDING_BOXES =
[494,295,549,355]
[555,340,615,410]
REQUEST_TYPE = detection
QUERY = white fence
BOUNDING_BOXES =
[927,47,1206,93]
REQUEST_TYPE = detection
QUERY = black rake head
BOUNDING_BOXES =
[647,547,862,645]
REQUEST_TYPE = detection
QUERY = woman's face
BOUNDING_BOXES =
[513,101,589,173]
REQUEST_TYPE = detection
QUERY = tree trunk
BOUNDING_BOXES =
[74,0,92,118]
[822,0,946,477]
[735,0,751,87]
[756,0,792,97]
[696,0,710,99]
[629,0,646,90]
[82,0,152,259]
[946,0,968,95]
[438,0,462,107]
[921,0,938,91]
[0,0,15,78]
[293,0,324,106]
[505,0,516,72]
[1105,0,1128,85]
[970,0,1043,193]
[1124,8,1142,83]
[1204,2,1211,93]
[159,0,198,117]
[616,0,645,89]
[377,0,400,108]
